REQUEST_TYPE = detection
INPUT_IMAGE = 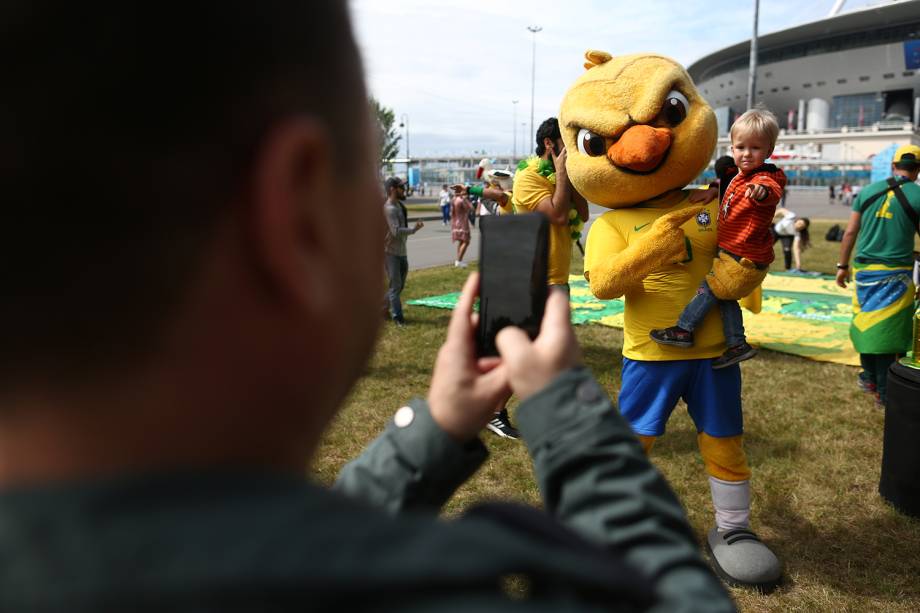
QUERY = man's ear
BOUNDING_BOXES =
[248,116,338,315]
[544,137,555,153]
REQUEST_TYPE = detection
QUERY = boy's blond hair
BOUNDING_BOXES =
[730,108,779,148]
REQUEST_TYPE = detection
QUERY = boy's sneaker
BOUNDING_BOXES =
[649,326,694,347]
[857,372,877,394]
[712,343,757,369]
[486,409,520,440]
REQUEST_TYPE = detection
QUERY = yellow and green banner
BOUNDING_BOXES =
[408,272,861,366]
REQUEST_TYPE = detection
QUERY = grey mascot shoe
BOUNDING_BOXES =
[706,527,782,592]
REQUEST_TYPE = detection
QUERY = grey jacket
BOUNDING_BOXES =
[0,368,734,612]
[384,199,415,257]
[335,367,735,612]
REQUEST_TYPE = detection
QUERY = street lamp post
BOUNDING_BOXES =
[521,122,528,157]
[512,99,519,158]
[746,0,759,110]
[399,113,409,183]
[527,25,542,144]
[398,113,410,160]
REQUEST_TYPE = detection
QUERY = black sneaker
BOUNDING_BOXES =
[392,317,407,328]
[486,409,520,439]
[712,343,757,369]
[650,326,694,347]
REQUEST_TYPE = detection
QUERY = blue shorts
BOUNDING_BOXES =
[618,357,743,438]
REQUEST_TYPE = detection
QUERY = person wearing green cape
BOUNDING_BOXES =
[837,144,920,406]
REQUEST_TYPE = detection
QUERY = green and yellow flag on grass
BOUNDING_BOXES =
[409,272,870,366]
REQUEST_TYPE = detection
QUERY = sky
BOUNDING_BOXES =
[348,0,882,158]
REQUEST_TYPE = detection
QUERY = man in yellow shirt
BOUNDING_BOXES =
[512,118,589,288]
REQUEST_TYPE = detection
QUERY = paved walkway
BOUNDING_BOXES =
[776,188,854,221]
[403,188,852,271]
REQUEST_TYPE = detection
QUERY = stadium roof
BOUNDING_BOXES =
[688,0,920,83]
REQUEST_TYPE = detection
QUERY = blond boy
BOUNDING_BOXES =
[651,108,787,369]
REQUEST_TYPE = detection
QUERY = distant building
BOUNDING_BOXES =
[384,156,518,188]
[688,0,920,185]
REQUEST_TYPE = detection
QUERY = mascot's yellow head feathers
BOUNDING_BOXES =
[559,51,717,208]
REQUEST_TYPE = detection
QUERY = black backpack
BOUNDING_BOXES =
[825,224,845,242]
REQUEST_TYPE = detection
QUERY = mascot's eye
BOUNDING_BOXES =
[661,90,690,126]
[576,128,606,157]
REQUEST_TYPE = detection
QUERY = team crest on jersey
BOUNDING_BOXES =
[696,210,711,227]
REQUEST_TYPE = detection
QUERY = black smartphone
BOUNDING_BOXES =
[476,213,549,356]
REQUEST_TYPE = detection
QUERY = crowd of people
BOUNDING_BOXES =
[383,129,920,418]
[829,182,862,207]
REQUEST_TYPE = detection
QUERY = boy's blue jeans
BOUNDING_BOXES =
[677,280,746,348]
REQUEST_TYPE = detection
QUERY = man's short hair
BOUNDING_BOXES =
[730,108,780,149]
[893,144,920,170]
[1,1,365,386]
[385,177,406,192]
[535,118,561,156]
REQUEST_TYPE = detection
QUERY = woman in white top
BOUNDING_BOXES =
[771,208,811,271]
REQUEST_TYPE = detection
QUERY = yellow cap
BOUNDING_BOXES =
[893,144,920,165]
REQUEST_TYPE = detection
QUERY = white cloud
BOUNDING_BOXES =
[349,0,881,156]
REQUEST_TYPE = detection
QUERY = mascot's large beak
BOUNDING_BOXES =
[607,125,671,173]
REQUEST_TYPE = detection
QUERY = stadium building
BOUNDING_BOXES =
[688,0,920,185]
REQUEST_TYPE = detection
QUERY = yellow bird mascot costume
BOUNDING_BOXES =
[560,50,781,592]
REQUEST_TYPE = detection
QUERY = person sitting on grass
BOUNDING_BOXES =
[651,108,787,369]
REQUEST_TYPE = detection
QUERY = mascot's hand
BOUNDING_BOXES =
[688,187,719,204]
[651,206,703,231]
[588,205,703,300]
[645,206,703,263]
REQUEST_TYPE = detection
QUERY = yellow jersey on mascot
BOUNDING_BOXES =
[559,50,782,592]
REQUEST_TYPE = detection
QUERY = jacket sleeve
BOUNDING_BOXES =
[750,169,787,207]
[333,398,488,514]
[517,367,734,613]
[384,204,414,237]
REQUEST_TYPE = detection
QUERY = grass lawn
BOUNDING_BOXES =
[313,219,920,612]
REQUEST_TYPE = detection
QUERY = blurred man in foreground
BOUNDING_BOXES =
[0,2,732,610]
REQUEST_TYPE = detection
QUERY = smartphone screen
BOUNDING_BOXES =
[476,214,549,356]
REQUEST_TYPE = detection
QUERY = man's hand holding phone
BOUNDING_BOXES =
[428,274,511,442]
[427,275,581,441]
[495,289,580,400]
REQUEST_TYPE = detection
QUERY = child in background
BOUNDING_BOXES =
[651,108,787,369]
